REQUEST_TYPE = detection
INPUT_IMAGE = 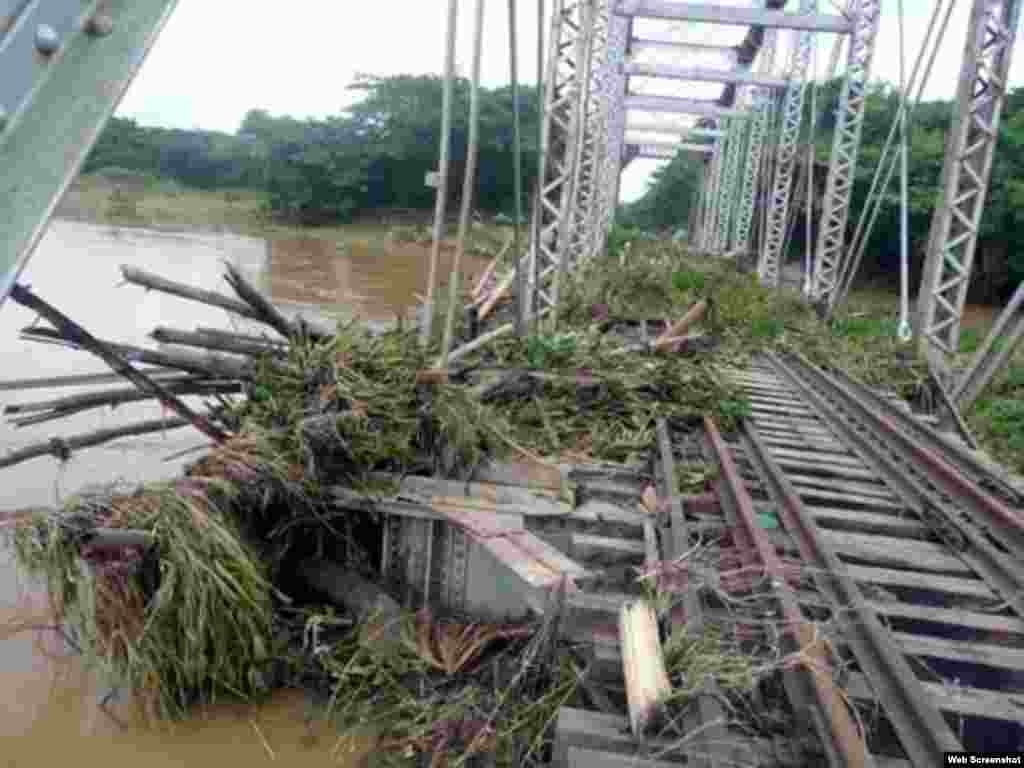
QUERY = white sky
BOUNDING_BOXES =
[118,1,1024,203]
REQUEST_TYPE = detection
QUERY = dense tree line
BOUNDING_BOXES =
[621,81,1024,301]
[86,75,541,225]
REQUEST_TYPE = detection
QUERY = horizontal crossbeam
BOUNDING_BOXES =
[627,121,724,138]
[616,0,853,33]
[626,61,787,88]
[628,141,715,156]
[626,94,749,118]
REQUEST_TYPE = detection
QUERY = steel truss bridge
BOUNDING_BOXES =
[0,0,1023,413]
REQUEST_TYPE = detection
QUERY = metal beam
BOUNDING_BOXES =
[615,0,853,33]
[628,141,714,157]
[0,0,180,307]
[916,0,1023,376]
[626,123,723,139]
[626,94,748,118]
[811,0,883,306]
[951,279,1024,412]
[625,61,787,88]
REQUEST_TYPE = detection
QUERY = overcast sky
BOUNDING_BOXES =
[118,1,1024,203]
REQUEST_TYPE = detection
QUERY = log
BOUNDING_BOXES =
[6,381,242,427]
[195,327,289,348]
[652,299,708,352]
[151,327,289,359]
[478,271,516,321]
[120,265,262,323]
[21,327,256,380]
[298,559,405,653]
[619,598,672,737]
[0,417,192,470]
[0,368,182,392]
[223,262,300,340]
[9,285,229,443]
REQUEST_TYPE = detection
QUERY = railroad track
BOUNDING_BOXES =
[712,352,1024,765]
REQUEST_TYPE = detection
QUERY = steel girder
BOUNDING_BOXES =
[716,116,745,253]
[810,0,881,306]
[733,30,778,257]
[758,0,817,287]
[528,0,594,326]
[916,0,1023,378]
[702,140,725,252]
[0,0,179,307]
[586,8,628,267]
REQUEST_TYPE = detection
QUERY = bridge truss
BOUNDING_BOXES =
[1,0,1023,410]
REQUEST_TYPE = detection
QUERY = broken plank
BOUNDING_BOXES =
[470,460,568,492]
[619,599,672,737]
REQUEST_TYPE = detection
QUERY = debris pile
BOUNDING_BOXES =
[2,240,895,764]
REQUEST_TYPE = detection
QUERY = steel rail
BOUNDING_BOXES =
[705,417,872,768]
[807,353,1023,507]
[766,352,1024,618]
[733,419,965,766]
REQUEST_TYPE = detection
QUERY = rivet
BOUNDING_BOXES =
[87,14,114,37]
[35,24,60,55]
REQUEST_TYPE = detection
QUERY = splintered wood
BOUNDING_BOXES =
[619,599,672,737]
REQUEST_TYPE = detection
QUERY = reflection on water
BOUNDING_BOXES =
[1,220,469,765]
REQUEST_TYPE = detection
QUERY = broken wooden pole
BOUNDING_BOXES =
[0,417,191,470]
[120,265,262,323]
[9,284,229,443]
[652,299,708,352]
[619,598,671,737]
[21,327,256,380]
[151,327,289,359]
[298,559,405,653]
[222,262,299,340]
[478,271,516,321]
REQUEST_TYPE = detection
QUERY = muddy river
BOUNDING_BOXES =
[0,220,485,766]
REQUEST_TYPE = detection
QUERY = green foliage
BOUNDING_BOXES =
[525,334,578,369]
[671,269,706,294]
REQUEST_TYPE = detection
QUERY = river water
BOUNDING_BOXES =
[0,220,485,765]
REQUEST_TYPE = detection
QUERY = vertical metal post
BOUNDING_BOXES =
[915,0,1023,379]
[758,0,817,287]
[810,0,882,307]
[734,30,777,258]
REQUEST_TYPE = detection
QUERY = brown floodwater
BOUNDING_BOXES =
[0,220,484,765]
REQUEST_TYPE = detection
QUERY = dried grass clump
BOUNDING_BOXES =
[8,481,276,720]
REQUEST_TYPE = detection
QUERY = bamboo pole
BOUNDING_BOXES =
[421,0,459,347]
[151,327,288,358]
[652,299,709,352]
[438,0,487,368]
[0,417,192,470]
[120,265,259,322]
[509,0,524,337]
[8,285,229,442]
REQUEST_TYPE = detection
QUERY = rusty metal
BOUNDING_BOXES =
[734,417,965,765]
[705,416,871,768]
[771,352,1024,617]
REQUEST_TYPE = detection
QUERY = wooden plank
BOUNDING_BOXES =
[771,456,876,481]
[387,473,568,508]
[620,599,672,737]
[866,600,1024,635]
[758,436,857,455]
[819,530,973,575]
[470,460,566,492]
[791,487,905,511]
[845,673,1024,722]
[786,474,896,500]
[572,533,646,562]
[573,500,648,529]
[807,507,929,538]
[889,631,1024,670]
[844,564,995,599]
[761,445,863,466]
